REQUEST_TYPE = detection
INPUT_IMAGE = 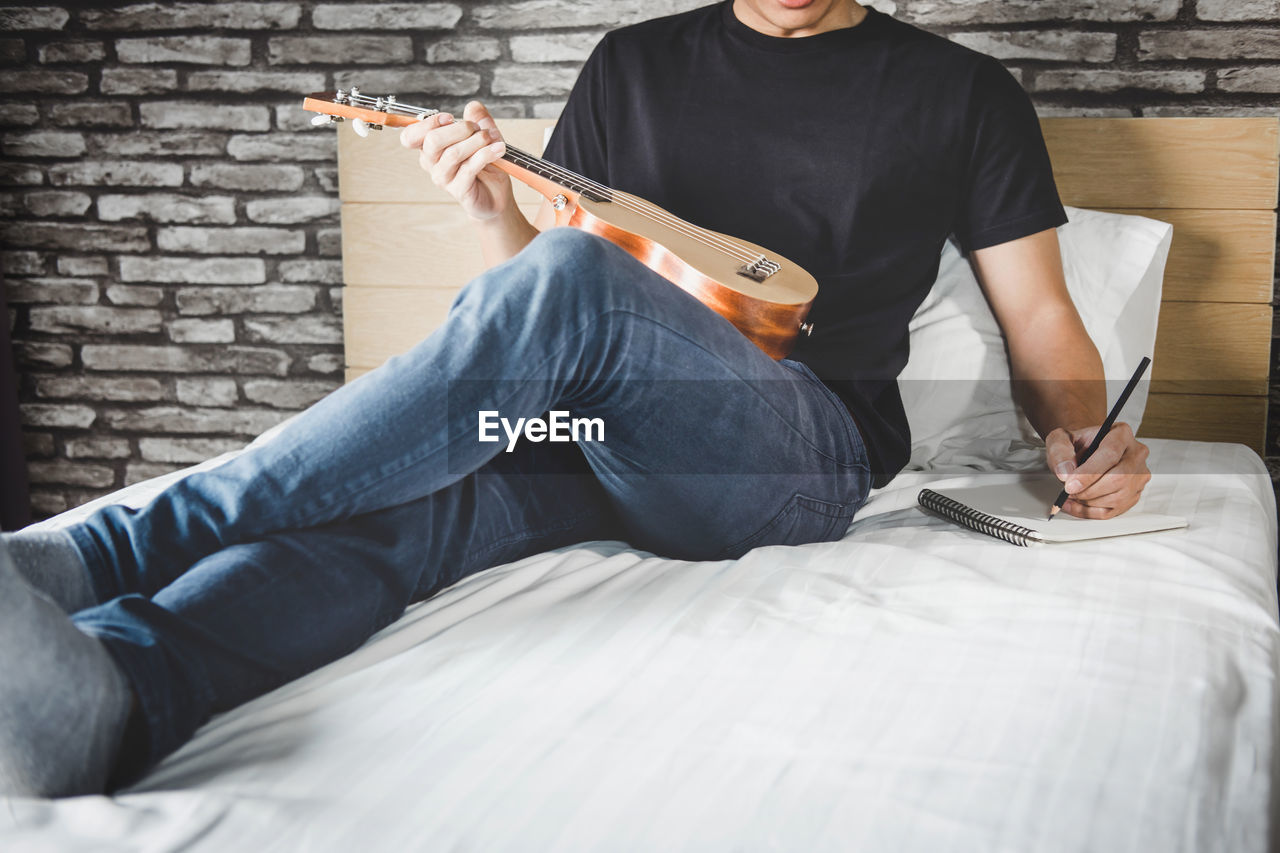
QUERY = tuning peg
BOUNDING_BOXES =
[351,119,384,136]
[310,113,342,127]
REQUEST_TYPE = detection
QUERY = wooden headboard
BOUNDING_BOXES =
[338,117,1279,454]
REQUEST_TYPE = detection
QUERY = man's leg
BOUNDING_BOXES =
[4,440,618,795]
[3,229,870,794]
[50,228,865,606]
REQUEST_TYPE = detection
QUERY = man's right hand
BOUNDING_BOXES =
[399,100,512,223]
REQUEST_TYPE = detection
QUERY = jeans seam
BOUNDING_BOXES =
[794,494,860,517]
[780,361,870,473]
[715,496,791,559]
[462,508,604,567]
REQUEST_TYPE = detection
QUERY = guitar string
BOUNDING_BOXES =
[339,94,621,198]
[338,94,771,269]
[496,147,764,267]
[393,102,765,267]
[339,94,763,265]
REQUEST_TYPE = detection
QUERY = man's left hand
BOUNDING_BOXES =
[1043,422,1151,519]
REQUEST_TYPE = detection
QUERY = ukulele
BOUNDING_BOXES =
[303,89,818,359]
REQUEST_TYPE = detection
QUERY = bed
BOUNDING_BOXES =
[2,117,1277,852]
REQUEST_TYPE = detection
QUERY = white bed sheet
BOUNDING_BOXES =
[3,438,1277,852]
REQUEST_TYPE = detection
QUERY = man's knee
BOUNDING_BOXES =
[463,227,623,316]
[525,225,611,262]
[524,228,624,300]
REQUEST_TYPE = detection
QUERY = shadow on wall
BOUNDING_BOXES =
[1,277,32,530]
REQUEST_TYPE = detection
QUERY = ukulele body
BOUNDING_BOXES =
[559,192,817,360]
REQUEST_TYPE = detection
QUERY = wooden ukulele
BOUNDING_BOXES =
[303,89,818,359]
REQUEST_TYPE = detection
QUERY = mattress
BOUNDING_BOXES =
[2,438,1277,852]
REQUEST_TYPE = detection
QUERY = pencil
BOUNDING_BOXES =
[1046,355,1152,522]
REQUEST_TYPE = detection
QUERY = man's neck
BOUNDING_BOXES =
[731,0,868,39]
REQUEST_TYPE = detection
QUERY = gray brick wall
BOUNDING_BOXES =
[0,0,1277,518]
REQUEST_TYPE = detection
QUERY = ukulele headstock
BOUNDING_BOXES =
[302,88,439,137]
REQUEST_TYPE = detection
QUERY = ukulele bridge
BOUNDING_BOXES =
[737,254,780,282]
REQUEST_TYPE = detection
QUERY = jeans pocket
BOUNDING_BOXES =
[716,492,857,560]
[778,359,868,472]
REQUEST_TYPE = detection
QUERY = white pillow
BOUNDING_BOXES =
[899,206,1173,472]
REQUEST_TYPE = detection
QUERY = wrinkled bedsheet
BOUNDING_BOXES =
[3,438,1276,852]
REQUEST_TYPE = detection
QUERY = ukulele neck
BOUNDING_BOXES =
[307,90,612,207]
[496,144,612,207]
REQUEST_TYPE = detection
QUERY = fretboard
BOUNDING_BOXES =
[503,145,612,203]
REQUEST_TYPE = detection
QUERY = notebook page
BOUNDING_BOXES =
[931,476,1187,544]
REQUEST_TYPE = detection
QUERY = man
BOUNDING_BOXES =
[0,0,1150,798]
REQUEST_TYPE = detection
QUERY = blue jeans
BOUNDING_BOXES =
[67,228,870,785]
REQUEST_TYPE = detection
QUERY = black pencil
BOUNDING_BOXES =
[1046,355,1152,522]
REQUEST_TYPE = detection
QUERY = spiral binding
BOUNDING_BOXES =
[917,489,1036,547]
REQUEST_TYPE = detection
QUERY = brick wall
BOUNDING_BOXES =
[1,0,1277,519]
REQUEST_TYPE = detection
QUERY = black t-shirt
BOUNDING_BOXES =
[542,0,1067,488]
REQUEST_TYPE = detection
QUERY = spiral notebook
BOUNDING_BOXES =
[918,476,1187,546]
